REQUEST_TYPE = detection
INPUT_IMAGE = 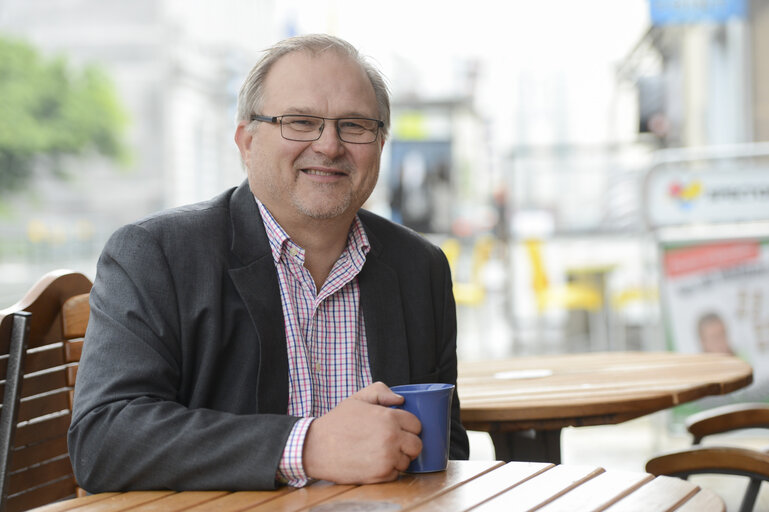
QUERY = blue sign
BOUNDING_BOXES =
[650,0,747,25]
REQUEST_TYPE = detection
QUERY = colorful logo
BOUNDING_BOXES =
[669,180,703,209]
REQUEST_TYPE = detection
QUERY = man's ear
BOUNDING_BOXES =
[234,122,254,161]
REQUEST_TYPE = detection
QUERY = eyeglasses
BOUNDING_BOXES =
[251,114,384,144]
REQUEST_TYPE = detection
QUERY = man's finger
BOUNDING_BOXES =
[353,381,405,407]
[400,431,423,460]
[392,408,421,435]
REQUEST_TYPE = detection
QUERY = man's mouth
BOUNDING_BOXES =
[301,168,346,177]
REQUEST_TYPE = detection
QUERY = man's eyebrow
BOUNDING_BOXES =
[283,107,378,118]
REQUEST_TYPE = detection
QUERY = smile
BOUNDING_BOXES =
[301,168,346,177]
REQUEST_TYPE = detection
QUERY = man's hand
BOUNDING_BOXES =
[302,381,422,484]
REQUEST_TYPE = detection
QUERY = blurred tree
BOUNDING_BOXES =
[0,35,129,194]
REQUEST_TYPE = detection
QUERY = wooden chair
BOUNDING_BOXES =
[646,403,769,512]
[0,270,92,512]
[685,403,769,445]
[646,446,769,512]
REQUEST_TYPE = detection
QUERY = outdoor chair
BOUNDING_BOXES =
[0,270,92,512]
[646,403,769,512]
[686,403,769,445]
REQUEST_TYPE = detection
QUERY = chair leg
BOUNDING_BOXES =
[0,312,31,507]
[739,478,761,512]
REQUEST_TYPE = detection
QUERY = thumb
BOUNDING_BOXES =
[353,381,405,407]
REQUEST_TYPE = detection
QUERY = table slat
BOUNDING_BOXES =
[26,493,120,512]
[470,464,604,511]
[243,480,355,511]
[285,460,502,511]
[127,491,229,511]
[536,469,653,511]
[183,488,296,512]
[407,461,553,512]
[673,488,726,512]
[59,491,175,512]
[603,476,699,512]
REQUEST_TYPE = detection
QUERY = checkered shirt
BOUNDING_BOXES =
[256,199,373,487]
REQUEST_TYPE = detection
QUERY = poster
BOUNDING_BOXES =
[661,238,769,403]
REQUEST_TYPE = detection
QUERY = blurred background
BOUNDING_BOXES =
[1,0,768,508]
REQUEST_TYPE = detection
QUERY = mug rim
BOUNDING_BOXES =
[390,383,455,394]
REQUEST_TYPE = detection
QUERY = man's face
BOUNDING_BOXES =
[699,319,732,354]
[235,50,384,224]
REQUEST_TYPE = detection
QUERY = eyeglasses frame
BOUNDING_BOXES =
[250,114,384,144]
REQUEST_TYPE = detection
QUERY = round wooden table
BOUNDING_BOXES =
[458,351,754,463]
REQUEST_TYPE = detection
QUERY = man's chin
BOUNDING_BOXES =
[293,198,352,221]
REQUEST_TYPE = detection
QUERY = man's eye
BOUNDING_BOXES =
[289,119,319,129]
[340,121,366,131]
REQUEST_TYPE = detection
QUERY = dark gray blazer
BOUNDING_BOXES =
[69,180,469,492]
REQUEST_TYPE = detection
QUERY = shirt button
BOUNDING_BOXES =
[314,362,321,373]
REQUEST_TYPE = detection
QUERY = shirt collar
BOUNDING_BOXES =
[254,196,370,266]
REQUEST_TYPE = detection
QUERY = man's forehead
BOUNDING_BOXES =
[261,50,377,114]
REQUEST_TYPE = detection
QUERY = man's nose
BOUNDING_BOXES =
[311,122,346,157]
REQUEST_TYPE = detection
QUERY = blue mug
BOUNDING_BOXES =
[390,383,455,473]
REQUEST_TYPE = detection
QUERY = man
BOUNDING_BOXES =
[69,34,469,492]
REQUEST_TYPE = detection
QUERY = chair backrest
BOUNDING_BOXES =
[686,403,769,445]
[0,270,92,512]
[646,446,769,512]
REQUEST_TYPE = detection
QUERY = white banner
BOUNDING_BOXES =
[661,239,769,398]
[646,167,769,227]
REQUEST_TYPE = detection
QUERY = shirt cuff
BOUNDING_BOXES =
[277,417,314,487]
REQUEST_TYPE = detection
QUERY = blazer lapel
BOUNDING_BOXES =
[358,222,410,385]
[227,181,289,414]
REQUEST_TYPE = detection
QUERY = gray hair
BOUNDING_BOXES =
[236,34,390,139]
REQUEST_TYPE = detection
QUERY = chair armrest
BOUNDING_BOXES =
[686,403,769,444]
[646,446,769,481]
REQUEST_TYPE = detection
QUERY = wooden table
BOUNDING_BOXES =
[31,460,724,512]
[458,351,753,464]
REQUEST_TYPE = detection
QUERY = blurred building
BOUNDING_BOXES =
[0,0,280,304]
[0,0,275,245]
[620,0,766,147]
[387,97,493,236]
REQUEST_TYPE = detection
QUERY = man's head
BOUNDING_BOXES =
[237,34,390,139]
[234,34,390,226]
[697,312,733,355]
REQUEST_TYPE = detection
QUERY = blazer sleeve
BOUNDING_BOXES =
[68,224,298,492]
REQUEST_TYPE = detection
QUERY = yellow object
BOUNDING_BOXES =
[611,285,659,310]
[441,236,494,306]
[524,238,603,313]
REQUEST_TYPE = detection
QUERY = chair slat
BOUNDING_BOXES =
[7,454,73,495]
[17,389,71,424]
[6,475,77,512]
[22,343,65,375]
[11,436,69,471]
[20,367,69,398]
[13,412,71,447]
